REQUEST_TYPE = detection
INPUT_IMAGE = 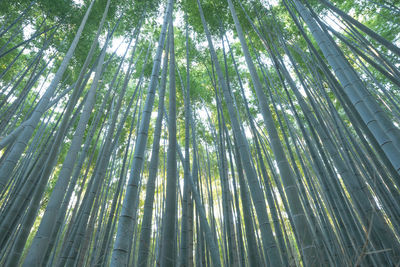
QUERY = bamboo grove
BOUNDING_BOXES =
[0,0,399,266]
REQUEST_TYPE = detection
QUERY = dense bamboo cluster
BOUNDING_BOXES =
[0,0,399,266]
